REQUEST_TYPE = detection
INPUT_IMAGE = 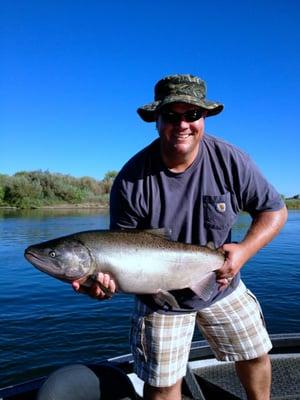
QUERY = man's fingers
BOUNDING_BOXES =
[72,273,116,300]
[217,276,234,291]
[217,277,229,285]
[96,272,116,294]
[72,281,80,292]
[109,279,116,293]
[216,258,234,280]
[91,283,102,297]
[102,273,111,287]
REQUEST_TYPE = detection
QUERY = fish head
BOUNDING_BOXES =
[24,237,93,282]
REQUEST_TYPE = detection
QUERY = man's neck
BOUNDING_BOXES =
[161,145,200,173]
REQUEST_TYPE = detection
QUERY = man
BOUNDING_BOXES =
[73,74,287,400]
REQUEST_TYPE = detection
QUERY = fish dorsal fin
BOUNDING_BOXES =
[144,228,172,240]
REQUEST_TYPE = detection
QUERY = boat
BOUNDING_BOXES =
[1,333,299,400]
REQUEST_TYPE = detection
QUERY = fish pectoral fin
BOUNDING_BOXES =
[153,290,180,309]
[190,272,217,301]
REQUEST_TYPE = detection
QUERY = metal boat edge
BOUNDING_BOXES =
[1,333,300,400]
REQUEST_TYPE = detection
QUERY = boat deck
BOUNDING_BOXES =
[190,353,300,400]
[128,353,300,400]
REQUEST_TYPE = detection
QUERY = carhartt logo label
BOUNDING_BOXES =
[216,202,226,212]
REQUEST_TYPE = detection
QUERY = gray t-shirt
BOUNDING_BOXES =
[110,134,284,312]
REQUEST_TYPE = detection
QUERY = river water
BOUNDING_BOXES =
[0,209,299,387]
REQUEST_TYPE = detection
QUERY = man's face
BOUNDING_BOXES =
[156,102,206,164]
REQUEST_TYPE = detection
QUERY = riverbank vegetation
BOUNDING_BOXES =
[284,196,300,209]
[0,170,299,209]
[0,170,117,209]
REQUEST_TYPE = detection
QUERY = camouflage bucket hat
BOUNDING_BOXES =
[137,74,224,122]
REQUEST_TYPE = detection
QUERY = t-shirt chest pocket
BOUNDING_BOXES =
[203,192,236,230]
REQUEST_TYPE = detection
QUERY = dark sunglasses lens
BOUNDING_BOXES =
[161,110,203,123]
[184,110,203,122]
[161,112,180,123]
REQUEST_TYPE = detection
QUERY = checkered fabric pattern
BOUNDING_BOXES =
[130,281,272,387]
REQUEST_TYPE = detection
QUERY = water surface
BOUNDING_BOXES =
[0,209,299,387]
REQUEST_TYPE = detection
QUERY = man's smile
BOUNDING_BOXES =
[173,132,193,140]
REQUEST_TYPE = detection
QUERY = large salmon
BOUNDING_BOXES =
[24,229,224,304]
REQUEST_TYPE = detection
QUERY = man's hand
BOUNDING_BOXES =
[216,207,288,290]
[216,242,248,290]
[72,272,116,300]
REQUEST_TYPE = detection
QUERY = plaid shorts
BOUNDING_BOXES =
[130,281,272,387]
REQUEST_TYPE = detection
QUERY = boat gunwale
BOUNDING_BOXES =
[1,333,300,399]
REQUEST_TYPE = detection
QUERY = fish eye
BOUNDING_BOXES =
[49,251,56,258]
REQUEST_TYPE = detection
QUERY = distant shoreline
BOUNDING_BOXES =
[0,204,109,211]
[1,202,299,211]
[39,203,109,210]
[0,203,109,210]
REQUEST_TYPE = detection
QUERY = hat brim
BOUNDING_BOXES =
[137,96,224,122]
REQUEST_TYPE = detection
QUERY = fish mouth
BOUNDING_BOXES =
[24,250,63,276]
[24,250,84,281]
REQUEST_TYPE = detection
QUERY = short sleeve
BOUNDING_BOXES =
[109,174,141,229]
[238,155,284,215]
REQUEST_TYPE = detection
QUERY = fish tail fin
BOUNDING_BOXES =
[190,272,217,301]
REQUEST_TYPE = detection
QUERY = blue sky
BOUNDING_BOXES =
[1,0,299,196]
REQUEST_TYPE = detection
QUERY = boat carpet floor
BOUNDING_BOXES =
[189,354,300,400]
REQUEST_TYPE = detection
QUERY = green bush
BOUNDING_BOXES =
[0,170,118,209]
[101,170,118,194]
[285,198,300,209]
[4,175,43,208]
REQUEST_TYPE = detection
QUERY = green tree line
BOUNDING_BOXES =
[0,170,118,209]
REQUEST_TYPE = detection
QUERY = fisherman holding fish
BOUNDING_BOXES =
[72,74,287,400]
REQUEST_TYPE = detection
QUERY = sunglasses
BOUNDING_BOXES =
[160,109,204,124]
